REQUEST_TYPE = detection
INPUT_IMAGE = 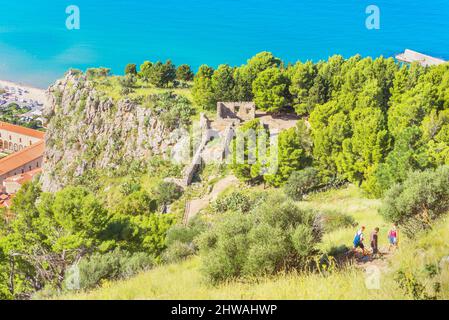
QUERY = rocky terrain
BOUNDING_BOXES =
[40,71,186,192]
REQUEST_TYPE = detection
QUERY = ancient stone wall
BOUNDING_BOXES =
[217,102,256,122]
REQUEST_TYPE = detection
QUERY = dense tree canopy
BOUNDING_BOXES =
[0,181,175,298]
[192,65,215,109]
[252,67,291,113]
[208,53,449,197]
[138,60,176,88]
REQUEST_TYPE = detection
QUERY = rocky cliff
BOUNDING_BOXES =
[40,71,186,192]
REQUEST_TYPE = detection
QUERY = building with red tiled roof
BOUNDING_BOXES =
[0,123,45,191]
[0,121,44,153]
[3,168,42,194]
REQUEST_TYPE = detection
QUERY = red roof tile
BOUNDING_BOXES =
[3,168,42,184]
[0,141,44,175]
[0,121,45,139]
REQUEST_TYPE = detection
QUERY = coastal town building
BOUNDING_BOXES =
[3,168,42,194]
[0,121,44,153]
[0,121,45,193]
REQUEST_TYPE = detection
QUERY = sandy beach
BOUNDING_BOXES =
[0,79,47,106]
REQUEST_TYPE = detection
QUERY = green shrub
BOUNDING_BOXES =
[284,167,320,200]
[86,67,111,79]
[165,218,207,247]
[162,241,196,264]
[120,177,142,196]
[198,194,322,284]
[211,191,252,213]
[145,92,195,129]
[113,190,158,216]
[154,181,183,207]
[103,213,175,255]
[163,218,207,263]
[75,249,155,290]
[380,166,449,237]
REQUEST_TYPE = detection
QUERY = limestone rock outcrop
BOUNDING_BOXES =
[40,71,185,192]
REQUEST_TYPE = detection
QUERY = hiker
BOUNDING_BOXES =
[353,226,366,255]
[370,227,380,256]
[388,224,399,251]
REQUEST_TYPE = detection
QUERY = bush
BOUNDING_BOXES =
[284,168,320,200]
[154,181,183,207]
[75,250,155,290]
[120,177,142,196]
[125,63,137,75]
[163,218,207,263]
[145,93,196,129]
[211,191,252,213]
[162,241,196,264]
[113,190,158,216]
[380,166,449,237]
[165,218,207,247]
[198,194,322,284]
[86,67,111,79]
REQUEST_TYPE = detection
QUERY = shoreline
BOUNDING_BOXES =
[0,79,48,105]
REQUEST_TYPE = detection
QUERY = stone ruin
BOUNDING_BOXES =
[217,102,256,123]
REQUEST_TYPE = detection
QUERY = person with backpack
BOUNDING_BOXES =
[353,226,366,255]
[388,224,399,251]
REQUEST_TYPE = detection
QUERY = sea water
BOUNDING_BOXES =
[0,0,448,88]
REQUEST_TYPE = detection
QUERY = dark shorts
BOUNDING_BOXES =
[354,242,364,249]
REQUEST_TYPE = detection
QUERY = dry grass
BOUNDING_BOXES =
[61,257,405,300]
[58,185,449,300]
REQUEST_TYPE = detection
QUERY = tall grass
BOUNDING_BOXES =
[58,185,449,300]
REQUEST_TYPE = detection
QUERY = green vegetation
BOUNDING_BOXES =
[284,167,320,200]
[231,119,268,184]
[381,166,449,237]
[192,65,215,110]
[2,52,449,300]
[143,92,196,129]
[139,60,176,88]
[189,52,449,199]
[76,249,155,291]
[198,194,322,284]
[124,63,137,76]
[59,186,449,300]
[252,67,291,113]
[0,103,43,130]
[176,64,194,82]
[0,173,177,299]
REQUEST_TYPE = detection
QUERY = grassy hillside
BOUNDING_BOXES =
[59,186,449,300]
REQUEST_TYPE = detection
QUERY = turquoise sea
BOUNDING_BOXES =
[0,0,448,88]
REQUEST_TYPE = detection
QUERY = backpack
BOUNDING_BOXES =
[353,232,361,246]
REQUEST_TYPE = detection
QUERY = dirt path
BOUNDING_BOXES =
[184,175,239,224]
[351,246,394,275]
